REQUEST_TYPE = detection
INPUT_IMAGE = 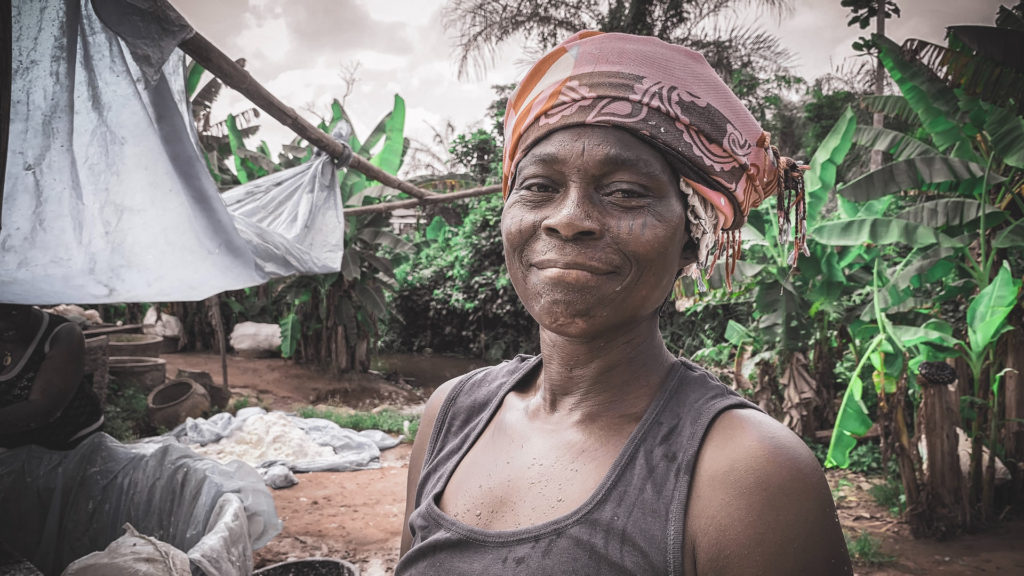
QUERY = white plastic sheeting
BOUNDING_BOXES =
[169,407,401,478]
[0,432,281,576]
[0,0,344,305]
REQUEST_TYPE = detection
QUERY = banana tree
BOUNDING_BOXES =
[275,95,414,373]
[819,24,1024,527]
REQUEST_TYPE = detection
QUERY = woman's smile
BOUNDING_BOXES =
[501,126,691,337]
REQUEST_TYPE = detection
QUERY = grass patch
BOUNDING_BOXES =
[297,407,420,442]
[845,530,895,566]
[869,476,906,517]
[229,395,268,414]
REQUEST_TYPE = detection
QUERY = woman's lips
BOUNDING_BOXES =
[531,257,615,281]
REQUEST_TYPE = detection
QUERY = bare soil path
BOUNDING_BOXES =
[163,352,1024,575]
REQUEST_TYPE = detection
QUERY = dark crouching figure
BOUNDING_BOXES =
[397,31,851,575]
[0,304,104,450]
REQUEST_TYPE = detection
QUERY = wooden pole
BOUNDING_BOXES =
[206,293,228,392]
[178,32,437,201]
[343,184,502,215]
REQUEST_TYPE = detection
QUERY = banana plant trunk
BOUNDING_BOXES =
[1003,320,1024,508]
[918,363,967,537]
[879,372,926,536]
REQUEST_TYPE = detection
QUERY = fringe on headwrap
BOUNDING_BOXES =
[773,146,811,272]
[681,136,809,292]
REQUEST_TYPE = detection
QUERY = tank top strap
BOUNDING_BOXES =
[416,355,541,510]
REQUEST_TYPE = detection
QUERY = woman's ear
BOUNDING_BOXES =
[679,238,698,270]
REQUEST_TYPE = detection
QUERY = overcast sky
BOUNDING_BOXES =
[169,0,1006,171]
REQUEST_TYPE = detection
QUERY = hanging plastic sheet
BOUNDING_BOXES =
[0,0,344,305]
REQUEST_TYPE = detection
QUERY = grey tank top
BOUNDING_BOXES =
[397,354,758,576]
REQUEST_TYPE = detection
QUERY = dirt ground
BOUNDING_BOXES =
[164,352,1024,575]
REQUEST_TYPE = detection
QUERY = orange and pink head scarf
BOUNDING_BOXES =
[502,31,808,289]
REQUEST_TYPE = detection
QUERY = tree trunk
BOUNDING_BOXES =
[334,326,350,373]
[918,362,966,538]
[870,0,886,171]
[355,335,371,373]
[1003,316,1024,507]
[879,371,926,536]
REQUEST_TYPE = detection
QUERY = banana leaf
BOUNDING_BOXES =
[993,220,1024,248]
[875,35,975,156]
[825,364,875,468]
[226,114,254,184]
[889,324,961,349]
[279,313,300,359]
[889,245,956,289]
[997,5,1024,31]
[980,99,1024,169]
[838,155,998,202]
[896,198,999,229]
[354,282,387,318]
[851,125,937,161]
[804,107,855,227]
[948,26,1024,75]
[706,260,765,290]
[340,249,361,282]
[425,216,448,240]
[966,262,1022,362]
[755,280,807,352]
[340,95,407,202]
[860,95,920,126]
[811,217,961,248]
[358,227,413,252]
[370,94,406,175]
[724,320,753,346]
[186,61,205,99]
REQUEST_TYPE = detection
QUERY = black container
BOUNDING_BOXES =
[254,558,359,576]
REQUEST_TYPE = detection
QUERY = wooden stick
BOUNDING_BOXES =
[343,184,502,215]
[206,293,229,391]
[178,32,437,201]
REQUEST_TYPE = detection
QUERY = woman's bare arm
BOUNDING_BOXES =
[683,409,852,576]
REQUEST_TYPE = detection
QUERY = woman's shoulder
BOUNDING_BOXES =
[684,408,852,575]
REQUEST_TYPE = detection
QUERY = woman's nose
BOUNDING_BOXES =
[541,187,601,240]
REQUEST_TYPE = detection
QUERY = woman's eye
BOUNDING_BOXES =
[521,182,557,194]
[606,188,646,200]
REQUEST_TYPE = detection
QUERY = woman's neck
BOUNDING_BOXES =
[527,316,676,422]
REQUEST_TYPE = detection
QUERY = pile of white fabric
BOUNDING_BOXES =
[167,408,400,489]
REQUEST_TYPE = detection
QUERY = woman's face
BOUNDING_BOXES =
[501,126,693,338]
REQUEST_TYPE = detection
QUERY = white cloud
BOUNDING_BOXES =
[173,0,1007,163]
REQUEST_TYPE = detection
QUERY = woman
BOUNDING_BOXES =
[398,32,850,575]
[0,304,104,450]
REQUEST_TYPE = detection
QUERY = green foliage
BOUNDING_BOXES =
[845,531,895,566]
[385,194,538,360]
[448,128,502,185]
[229,395,268,414]
[297,407,420,442]
[101,377,150,442]
[869,476,906,517]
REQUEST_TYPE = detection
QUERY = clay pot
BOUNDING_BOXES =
[107,334,163,358]
[147,378,211,429]
[175,369,230,411]
[254,558,359,576]
[160,335,181,354]
[108,356,166,394]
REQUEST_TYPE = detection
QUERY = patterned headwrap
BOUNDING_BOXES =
[502,31,809,289]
